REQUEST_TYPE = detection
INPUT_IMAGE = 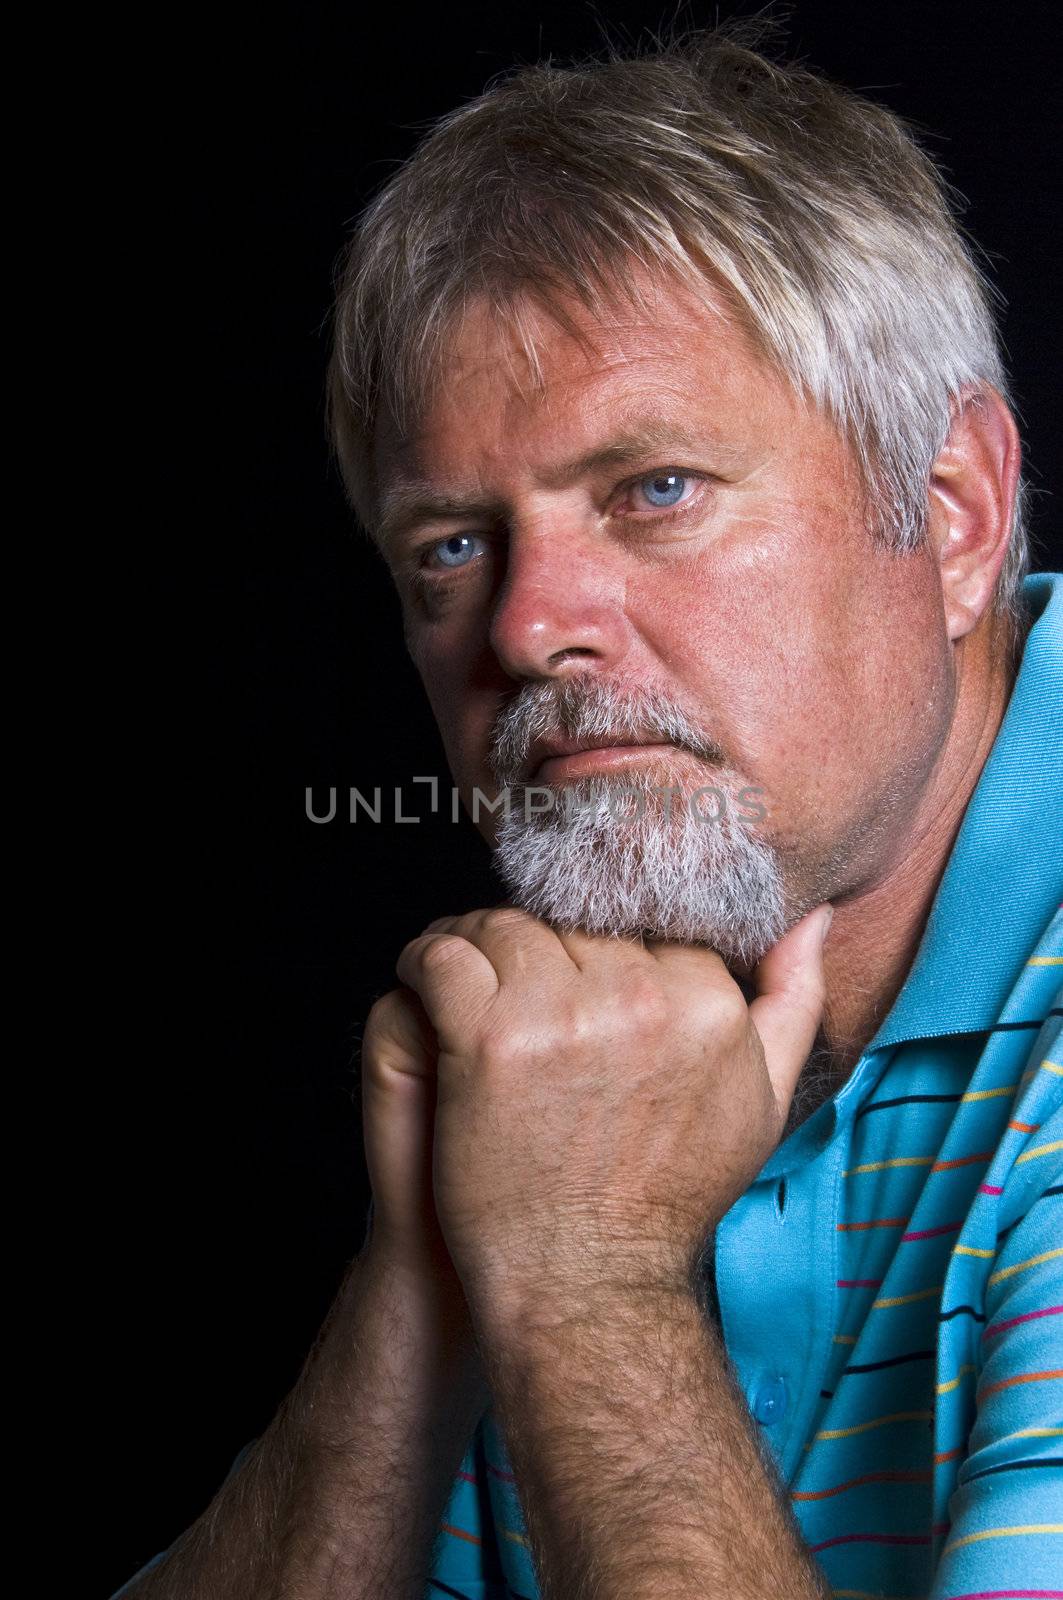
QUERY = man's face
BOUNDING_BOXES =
[373,274,955,945]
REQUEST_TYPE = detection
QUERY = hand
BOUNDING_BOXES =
[359,983,461,1289]
[358,983,491,1424]
[395,905,832,1335]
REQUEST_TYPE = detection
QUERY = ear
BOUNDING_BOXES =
[926,385,1022,641]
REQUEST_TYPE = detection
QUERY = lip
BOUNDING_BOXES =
[530,741,677,783]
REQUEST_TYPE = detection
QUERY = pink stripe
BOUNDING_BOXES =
[809,1528,940,1552]
[837,1278,883,1289]
[816,1519,950,1555]
[458,1469,477,1484]
[902,1220,962,1241]
[486,1460,517,1483]
[982,1304,1063,1341]
[979,1183,1004,1195]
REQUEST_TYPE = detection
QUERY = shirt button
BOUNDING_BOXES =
[750,1376,789,1426]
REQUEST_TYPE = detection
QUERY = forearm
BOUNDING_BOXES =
[135,1246,487,1600]
[480,1287,830,1600]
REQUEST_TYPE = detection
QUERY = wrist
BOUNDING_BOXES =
[292,1244,488,1445]
[473,1274,702,1368]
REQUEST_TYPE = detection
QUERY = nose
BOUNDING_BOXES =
[488,525,632,681]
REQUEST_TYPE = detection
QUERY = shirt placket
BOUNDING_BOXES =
[712,1133,843,1483]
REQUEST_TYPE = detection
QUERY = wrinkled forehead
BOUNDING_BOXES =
[371,263,773,479]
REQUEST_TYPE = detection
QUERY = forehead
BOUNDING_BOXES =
[369,271,806,542]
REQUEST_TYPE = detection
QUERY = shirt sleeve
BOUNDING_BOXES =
[929,1044,1063,1600]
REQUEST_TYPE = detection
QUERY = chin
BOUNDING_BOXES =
[492,775,788,969]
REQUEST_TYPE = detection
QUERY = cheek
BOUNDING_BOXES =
[633,519,945,794]
[631,536,828,750]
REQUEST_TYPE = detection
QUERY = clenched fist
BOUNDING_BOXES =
[391,903,832,1339]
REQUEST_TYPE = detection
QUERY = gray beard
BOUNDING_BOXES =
[493,771,787,969]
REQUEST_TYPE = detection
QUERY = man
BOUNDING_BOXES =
[121,25,1061,1600]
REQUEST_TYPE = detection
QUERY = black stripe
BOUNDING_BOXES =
[963,1456,1063,1484]
[820,1389,833,1399]
[857,1093,961,1119]
[843,1348,935,1377]
[854,1010,1061,1124]
[1044,1184,1063,1198]
[939,1303,986,1324]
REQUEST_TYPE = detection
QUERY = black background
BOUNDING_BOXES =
[101,2,1061,1592]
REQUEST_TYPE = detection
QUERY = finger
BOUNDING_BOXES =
[396,932,500,1043]
[359,988,440,1257]
[438,904,573,983]
[747,905,832,1108]
[551,924,655,973]
[361,986,438,1081]
[641,936,732,983]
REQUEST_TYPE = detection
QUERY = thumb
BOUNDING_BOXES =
[747,904,832,1110]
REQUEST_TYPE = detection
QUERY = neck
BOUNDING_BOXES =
[790,610,1022,1131]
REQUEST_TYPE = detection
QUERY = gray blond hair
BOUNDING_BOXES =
[327,23,1031,625]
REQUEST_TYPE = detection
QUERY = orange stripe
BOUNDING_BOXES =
[792,1467,932,1502]
[442,1522,483,1546]
[1008,1119,1040,1133]
[933,1446,964,1464]
[977,1368,1063,1401]
[931,1150,993,1172]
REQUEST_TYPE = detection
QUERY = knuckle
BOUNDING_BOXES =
[713,986,751,1031]
[480,905,529,937]
[417,932,469,974]
[479,1016,532,1071]
[364,988,401,1038]
[362,986,426,1056]
[623,972,669,1032]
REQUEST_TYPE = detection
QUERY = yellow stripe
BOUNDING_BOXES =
[811,1409,932,1443]
[1015,1139,1063,1166]
[1028,957,1063,965]
[988,1247,1063,1286]
[961,1083,1018,1102]
[843,1156,933,1176]
[501,1526,530,1548]
[937,1363,977,1395]
[953,1245,995,1258]
[944,1522,1063,1556]
[833,1333,857,1345]
[1004,1427,1063,1439]
[872,1284,943,1309]
[1043,1058,1063,1076]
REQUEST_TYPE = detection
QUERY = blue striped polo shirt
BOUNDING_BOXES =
[427,570,1063,1600]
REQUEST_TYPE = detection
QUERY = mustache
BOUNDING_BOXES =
[488,677,727,786]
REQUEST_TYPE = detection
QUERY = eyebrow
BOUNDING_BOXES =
[374,418,738,555]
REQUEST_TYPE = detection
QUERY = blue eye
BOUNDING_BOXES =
[638,472,690,509]
[429,533,484,569]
